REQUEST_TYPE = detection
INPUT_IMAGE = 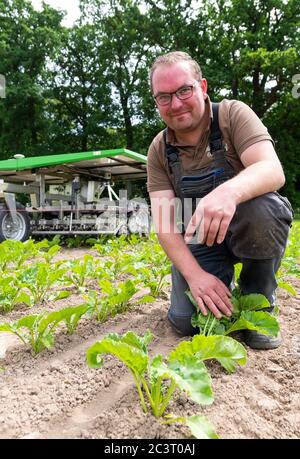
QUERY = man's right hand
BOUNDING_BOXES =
[187,269,233,319]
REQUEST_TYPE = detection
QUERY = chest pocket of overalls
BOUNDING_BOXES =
[181,168,225,197]
[180,150,236,200]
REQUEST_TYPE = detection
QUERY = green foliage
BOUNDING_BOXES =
[87,329,245,436]
[0,239,44,272]
[39,244,61,264]
[266,99,300,207]
[187,289,279,342]
[133,242,172,297]
[280,221,300,278]
[96,279,139,320]
[17,261,67,305]
[0,276,31,312]
[62,255,97,292]
[0,239,66,311]
[0,0,299,207]
[163,414,219,440]
[59,304,89,335]
[0,313,58,354]
[87,330,210,418]
[169,334,247,374]
[0,0,65,158]
[0,304,89,353]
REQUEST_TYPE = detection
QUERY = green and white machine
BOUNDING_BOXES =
[0,149,149,241]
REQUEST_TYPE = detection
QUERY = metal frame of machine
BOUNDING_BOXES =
[0,149,149,241]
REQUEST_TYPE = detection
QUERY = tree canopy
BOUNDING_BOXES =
[0,0,299,206]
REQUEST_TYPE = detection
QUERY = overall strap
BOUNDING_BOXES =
[163,129,180,168]
[210,102,223,153]
[163,129,182,196]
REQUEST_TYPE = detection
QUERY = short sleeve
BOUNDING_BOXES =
[228,100,274,156]
[146,137,174,193]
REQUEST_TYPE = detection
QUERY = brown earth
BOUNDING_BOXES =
[0,247,299,439]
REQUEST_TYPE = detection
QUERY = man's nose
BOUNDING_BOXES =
[170,94,183,110]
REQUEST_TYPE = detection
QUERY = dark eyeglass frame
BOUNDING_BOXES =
[154,83,198,106]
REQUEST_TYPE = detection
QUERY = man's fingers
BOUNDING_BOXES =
[197,213,211,244]
[216,215,232,244]
[197,297,208,316]
[185,210,203,242]
[205,216,222,246]
[202,295,222,319]
[209,291,232,316]
[216,278,232,297]
[216,289,233,312]
[184,218,197,243]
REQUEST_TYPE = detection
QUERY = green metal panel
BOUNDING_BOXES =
[0,149,147,171]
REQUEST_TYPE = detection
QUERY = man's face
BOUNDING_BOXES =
[152,62,208,135]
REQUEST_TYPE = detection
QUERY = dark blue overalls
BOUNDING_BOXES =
[165,103,294,336]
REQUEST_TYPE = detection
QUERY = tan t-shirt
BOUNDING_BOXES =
[147,98,274,193]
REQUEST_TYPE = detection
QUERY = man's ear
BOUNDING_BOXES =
[200,79,208,98]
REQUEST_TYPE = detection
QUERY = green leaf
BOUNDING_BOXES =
[238,294,270,311]
[98,279,114,294]
[41,333,55,349]
[16,290,32,307]
[169,335,247,373]
[60,304,89,334]
[48,290,71,301]
[163,413,219,439]
[186,415,219,439]
[16,315,41,329]
[225,311,279,336]
[234,263,243,282]
[231,296,241,314]
[135,295,155,304]
[119,329,153,352]
[151,354,213,405]
[277,281,297,296]
[0,323,15,332]
[86,331,150,375]
[191,312,226,336]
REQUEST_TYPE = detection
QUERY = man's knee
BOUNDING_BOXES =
[167,311,196,336]
[227,192,293,259]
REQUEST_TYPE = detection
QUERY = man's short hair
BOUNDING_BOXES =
[150,51,203,92]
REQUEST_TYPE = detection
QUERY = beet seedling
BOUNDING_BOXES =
[187,289,280,339]
[0,304,89,353]
[87,329,247,420]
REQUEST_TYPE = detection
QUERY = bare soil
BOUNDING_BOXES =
[0,247,299,439]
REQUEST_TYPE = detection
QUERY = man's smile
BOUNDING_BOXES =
[170,110,190,118]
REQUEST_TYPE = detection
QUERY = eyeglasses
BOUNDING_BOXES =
[154,83,198,106]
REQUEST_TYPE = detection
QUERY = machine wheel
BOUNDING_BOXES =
[0,204,31,242]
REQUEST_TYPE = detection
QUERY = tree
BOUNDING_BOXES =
[0,0,64,158]
[80,0,157,150]
[265,94,300,208]
[45,23,114,152]
[196,0,300,116]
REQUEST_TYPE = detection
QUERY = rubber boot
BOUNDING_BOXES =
[239,260,282,350]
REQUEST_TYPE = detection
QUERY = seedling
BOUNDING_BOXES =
[86,329,246,422]
[0,305,89,353]
[187,289,280,339]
